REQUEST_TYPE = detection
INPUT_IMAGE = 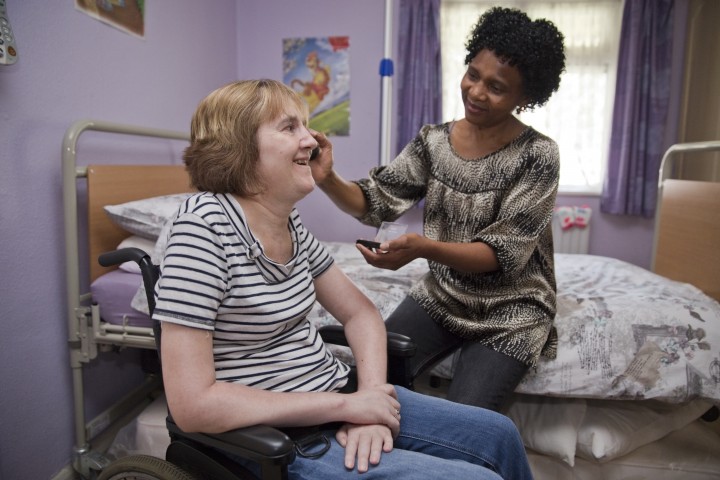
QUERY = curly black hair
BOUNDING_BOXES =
[465,7,565,111]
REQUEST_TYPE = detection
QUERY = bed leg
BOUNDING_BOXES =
[73,445,110,480]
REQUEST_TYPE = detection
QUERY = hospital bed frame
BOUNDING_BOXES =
[63,120,190,478]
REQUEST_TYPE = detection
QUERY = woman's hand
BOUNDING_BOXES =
[341,384,401,435]
[356,233,425,271]
[308,129,369,217]
[308,129,335,186]
[336,384,401,472]
[335,423,395,473]
[358,233,501,274]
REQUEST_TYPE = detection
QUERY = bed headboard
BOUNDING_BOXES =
[87,165,192,281]
[652,141,720,302]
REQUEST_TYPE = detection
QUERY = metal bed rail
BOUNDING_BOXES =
[62,119,189,478]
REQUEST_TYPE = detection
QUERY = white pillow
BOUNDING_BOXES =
[116,235,157,273]
[576,398,712,462]
[505,394,587,467]
[104,193,191,239]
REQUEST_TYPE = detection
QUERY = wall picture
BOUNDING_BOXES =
[75,0,145,38]
[283,36,350,136]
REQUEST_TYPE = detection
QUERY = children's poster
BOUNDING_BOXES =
[75,0,145,38]
[283,37,350,136]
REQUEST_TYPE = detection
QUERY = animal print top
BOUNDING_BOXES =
[355,123,559,365]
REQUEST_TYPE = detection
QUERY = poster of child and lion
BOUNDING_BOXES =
[283,36,350,136]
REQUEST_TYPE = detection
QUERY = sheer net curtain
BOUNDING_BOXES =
[441,0,622,192]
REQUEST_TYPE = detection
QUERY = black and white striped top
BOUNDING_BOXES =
[153,192,350,392]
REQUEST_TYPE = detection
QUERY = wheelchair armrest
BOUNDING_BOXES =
[318,324,416,358]
[99,247,159,315]
[166,415,295,465]
[98,247,151,268]
[320,324,416,389]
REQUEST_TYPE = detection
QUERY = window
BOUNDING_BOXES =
[441,0,622,193]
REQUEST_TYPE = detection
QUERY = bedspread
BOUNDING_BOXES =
[516,254,720,403]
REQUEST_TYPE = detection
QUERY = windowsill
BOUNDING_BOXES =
[557,187,601,197]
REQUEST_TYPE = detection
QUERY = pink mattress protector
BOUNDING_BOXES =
[90,269,152,327]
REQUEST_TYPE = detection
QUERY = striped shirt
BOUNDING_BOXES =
[153,192,350,392]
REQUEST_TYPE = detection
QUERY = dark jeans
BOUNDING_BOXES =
[385,296,529,412]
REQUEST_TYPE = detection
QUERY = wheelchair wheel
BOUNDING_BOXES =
[98,454,196,480]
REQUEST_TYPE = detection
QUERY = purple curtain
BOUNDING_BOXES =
[395,0,442,155]
[600,0,687,217]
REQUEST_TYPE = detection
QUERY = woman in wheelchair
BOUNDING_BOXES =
[153,79,533,479]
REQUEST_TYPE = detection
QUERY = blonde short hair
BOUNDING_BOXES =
[183,79,308,195]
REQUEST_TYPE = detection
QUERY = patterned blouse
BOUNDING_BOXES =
[355,123,559,366]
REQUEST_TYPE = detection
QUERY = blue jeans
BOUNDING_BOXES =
[287,387,533,479]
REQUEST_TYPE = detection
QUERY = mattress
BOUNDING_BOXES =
[90,268,152,328]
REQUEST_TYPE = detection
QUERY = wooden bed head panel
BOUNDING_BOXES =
[87,165,192,281]
[654,179,720,302]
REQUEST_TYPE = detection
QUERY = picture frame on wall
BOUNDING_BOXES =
[75,0,145,38]
[283,36,350,136]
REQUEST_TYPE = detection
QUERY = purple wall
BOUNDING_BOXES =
[0,2,237,478]
[236,0,402,242]
[555,195,655,268]
[0,1,655,478]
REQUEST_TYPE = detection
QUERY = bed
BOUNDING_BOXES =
[64,120,720,479]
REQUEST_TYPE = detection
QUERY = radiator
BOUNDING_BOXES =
[552,205,591,254]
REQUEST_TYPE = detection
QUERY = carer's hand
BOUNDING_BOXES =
[308,129,334,185]
[356,233,425,271]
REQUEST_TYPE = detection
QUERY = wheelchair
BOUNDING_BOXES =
[97,247,417,480]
